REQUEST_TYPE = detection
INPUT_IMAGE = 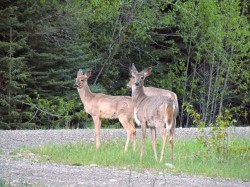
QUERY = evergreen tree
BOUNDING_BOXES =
[0,2,32,129]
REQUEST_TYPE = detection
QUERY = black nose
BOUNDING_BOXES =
[73,83,78,88]
[135,82,139,86]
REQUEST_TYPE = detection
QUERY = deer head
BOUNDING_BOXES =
[130,65,152,88]
[73,69,91,88]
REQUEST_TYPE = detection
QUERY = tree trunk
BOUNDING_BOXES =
[204,55,214,125]
[209,59,221,124]
[8,27,13,129]
[94,0,138,84]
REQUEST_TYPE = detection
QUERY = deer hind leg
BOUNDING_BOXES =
[170,135,174,163]
[159,127,168,162]
[119,116,135,152]
[130,118,137,152]
[92,116,101,149]
[140,123,146,161]
[170,119,175,163]
[150,127,158,161]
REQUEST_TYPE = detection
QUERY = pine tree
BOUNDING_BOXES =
[0,2,32,129]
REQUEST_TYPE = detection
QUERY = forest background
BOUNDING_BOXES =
[0,0,249,130]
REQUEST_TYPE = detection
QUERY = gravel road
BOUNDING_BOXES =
[0,127,249,187]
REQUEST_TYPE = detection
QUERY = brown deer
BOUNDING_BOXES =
[130,65,177,162]
[73,69,136,151]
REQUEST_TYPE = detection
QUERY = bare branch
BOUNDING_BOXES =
[15,99,63,118]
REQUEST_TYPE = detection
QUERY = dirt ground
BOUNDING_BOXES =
[0,128,249,187]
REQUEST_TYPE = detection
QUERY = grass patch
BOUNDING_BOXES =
[26,137,249,180]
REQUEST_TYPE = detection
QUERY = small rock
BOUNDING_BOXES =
[28,152,35,156]
[165,163,175,168]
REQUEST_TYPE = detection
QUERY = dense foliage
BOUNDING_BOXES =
[0,0,249,129]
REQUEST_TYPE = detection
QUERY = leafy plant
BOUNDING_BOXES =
[184,102,237,156]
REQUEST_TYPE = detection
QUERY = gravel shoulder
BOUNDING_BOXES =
[0,127,249,187]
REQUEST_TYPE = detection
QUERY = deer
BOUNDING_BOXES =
[129,65,177,163]
[128,64,178,162]
[73,69,136,152]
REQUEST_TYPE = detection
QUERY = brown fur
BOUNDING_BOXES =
[166,104,174,125]
[74,69,136,151]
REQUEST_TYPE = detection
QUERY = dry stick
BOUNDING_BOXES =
[94,0,138,84]
[128,167,132,187]
[151,177,156,187]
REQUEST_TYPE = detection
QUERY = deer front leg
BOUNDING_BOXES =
[92,116,101,149]
[150,127,158,161]
[140,123,146,161]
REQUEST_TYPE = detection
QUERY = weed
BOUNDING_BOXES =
[25,137,250,180]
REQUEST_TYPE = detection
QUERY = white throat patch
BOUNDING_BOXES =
[134,110,141,126]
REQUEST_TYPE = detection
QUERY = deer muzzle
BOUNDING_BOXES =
[73,83,78,88]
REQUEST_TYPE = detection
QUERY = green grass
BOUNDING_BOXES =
[23,137,250,180]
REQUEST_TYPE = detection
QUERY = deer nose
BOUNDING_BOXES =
[73,83,78,88]
[135,82,139,86]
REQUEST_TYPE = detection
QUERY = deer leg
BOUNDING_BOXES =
[126,123,136,152]
[159,129,168,162]
[92,116,101,149]
[140,123,146,161]
[150,127,158,161]
[125,131,130,152]
[170,136,174,163]
[130,119,136,152]
[118,117,131,152]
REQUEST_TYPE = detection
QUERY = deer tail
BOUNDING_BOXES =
[165,103,174,132]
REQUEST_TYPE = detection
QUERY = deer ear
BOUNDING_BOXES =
[85,71,91,78]
[144,67,152,77]
[77,69,83,76]
[130,63,137,74]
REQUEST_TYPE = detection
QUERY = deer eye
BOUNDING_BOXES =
[140,76,144,80]
[132,76,135,79]
[80,79,84,82]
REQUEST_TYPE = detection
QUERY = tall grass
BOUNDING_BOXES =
[26,137,249,180]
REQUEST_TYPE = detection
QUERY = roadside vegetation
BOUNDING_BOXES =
[19,137,249,180]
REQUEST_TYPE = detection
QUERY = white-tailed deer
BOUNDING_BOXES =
[73,69,136,151]
[130,65,177,162]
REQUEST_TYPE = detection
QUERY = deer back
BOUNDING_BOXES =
[143,86,179,117]
[85,93,134,119]
[134,95,175,128]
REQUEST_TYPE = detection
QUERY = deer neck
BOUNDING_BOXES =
[77,81,94,104]
[132,85,147,105]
